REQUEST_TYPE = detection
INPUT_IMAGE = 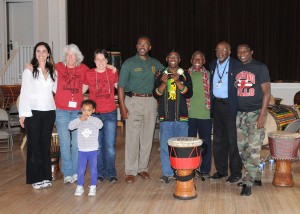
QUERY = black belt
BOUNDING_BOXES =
[214,97,229,103]
[132,93,153,97]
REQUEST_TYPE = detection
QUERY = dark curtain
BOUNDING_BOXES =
[67,0,300,81]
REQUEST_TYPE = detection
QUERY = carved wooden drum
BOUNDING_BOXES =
[268,131,300,187]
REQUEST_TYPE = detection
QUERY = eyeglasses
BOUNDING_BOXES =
[215,48,229,53]
[137,43,150,47]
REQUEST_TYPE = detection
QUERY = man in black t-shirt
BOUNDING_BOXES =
[234,44,271,196]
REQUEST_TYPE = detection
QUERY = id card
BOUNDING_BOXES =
[216,82,222,89]
[68,101,77,108]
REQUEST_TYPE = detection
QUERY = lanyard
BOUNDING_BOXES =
[216,60,229,83]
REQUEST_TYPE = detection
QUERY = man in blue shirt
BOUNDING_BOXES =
[210,41,243,183]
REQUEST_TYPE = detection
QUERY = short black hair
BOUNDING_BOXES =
[237,41,253,51]
[167,49,181,58]
[81,99,96,109]
[137,35,151,44]
[94,49,109,59]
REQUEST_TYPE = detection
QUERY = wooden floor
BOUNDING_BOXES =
[1,131,300,214]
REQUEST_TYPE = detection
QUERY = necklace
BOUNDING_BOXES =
[65,64,78,100]
[95,68,111,93]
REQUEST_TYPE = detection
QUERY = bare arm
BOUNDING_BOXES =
[82,84,89,94]
[256,82,271,129]
[53,70,58,93]
[19,117,25,128]
[117,86,128,119]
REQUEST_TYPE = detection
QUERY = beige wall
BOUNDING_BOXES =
[0,0,67,64]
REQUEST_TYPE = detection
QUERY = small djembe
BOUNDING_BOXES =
[168,137,202,200]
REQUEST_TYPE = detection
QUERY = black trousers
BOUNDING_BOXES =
[212,100,242,177]
[25,110,56,184]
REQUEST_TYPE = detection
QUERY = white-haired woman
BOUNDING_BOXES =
[54,44,90,183]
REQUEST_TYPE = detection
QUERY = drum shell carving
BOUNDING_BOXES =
[268,131,300,160]
[168,146,201,169]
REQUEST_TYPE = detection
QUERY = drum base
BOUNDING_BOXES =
[51,156,62,180]
[273,160,293,187]
[173,169,197,200]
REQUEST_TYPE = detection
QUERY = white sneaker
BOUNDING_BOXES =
[88,185,96,196]
[73,174,78,183]
[32,182,44,190]
[42,180,52,188]
[64,176,73,183]
[74,185,84,196]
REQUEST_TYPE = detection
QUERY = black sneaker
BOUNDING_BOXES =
[226,175,241,183]
[160,175,175,183]
[211,172,227,180]
[241,185,251,196]
[109,177,118,183]
[254,180,262,186]
[98,177,104,182]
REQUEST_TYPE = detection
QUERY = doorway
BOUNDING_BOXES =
[6,1,34,59]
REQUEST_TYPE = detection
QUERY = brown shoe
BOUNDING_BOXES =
[125,175,135,183]
[138,171,150,179]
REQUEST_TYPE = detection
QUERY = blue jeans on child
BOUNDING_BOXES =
[94,110,117,179]
[56,109,79,177]
[160,121,188,176]
[77,150,98,186]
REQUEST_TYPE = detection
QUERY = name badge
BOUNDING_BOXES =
[68,101,77,108]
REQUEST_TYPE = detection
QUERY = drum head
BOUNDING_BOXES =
[268,131,300,139]
[168,137,202,147]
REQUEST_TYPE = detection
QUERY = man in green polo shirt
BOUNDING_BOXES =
[118,36,164,183]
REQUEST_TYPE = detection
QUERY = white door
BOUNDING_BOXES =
[7,1,34,58]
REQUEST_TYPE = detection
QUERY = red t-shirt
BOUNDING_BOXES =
[55,62,89,110]
[84,67,118,113]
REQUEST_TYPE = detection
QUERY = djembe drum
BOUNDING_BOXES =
[50,133,62,180]
[168,137,202,200]
[263,105,299,145]
[268,131,300,187]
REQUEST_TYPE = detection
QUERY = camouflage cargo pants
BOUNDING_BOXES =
[236,110,265,186]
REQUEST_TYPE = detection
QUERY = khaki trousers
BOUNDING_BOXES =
[124,96,157,175]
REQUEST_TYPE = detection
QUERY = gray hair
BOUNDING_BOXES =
[62,44,84,64]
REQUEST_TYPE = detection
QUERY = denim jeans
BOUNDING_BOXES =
[56,109,79,177]
[94,110,117,179]
[188,118,212,173]
[77,151,98,186]
[160,121,188,176]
